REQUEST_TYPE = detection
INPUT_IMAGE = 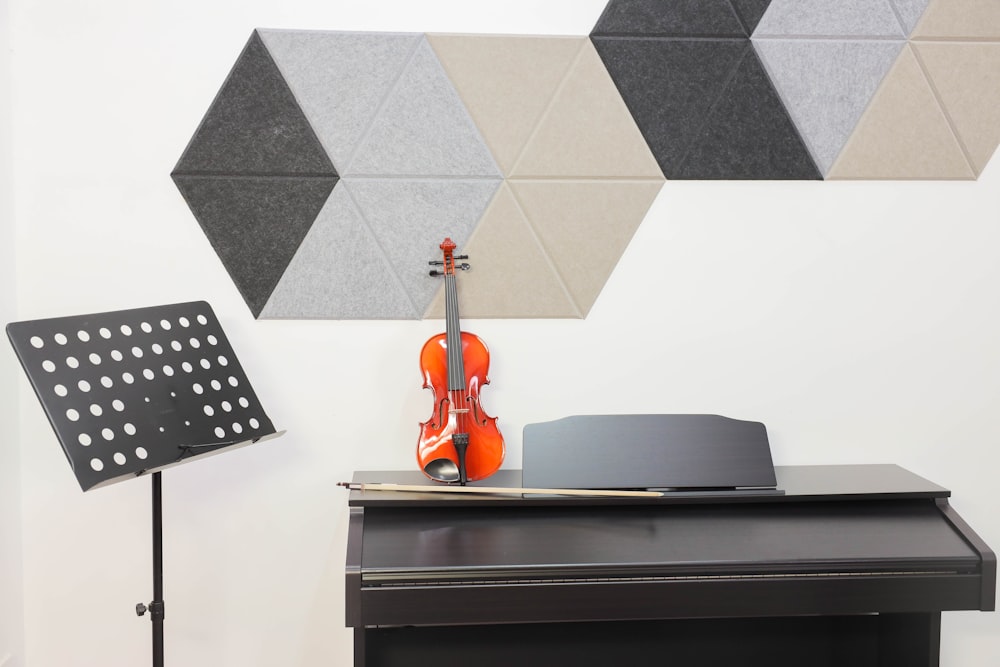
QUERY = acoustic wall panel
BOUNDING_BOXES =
[172,1,1000,320]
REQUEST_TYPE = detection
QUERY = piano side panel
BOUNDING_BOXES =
[356,574,984,627]
[345,507,364,628]
[936,498,997,611]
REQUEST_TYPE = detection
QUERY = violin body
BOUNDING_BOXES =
[417,238,504,483]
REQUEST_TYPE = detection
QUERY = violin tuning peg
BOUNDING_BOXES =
[455,255,469,260]
[429,270,443,277]
[458,263,471,271]
[428,260,444,266]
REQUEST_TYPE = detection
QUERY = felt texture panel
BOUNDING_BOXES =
[730,0,775,34]
[911,0,1000,39]
[509,179,664,317]
[171,175,338,317]
[889,0,933,35]
[675,48,821,180]
[345,178,501,316]
[423,184,581,319]
[173,31,335,176]
[592,0,747,37]
[511,40,663,179]
[828,46,975,179]
[753,0,905,38]
[427,35,584,176]
[591,37,749,178]
[259,186,419,320]
[349,37,500,177]
[257,30,422,173]
[913,42,1000,176]
[753,39,905,175]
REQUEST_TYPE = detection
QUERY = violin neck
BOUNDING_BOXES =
[444,273,466,392]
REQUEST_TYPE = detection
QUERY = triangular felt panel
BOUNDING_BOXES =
[346,178,501,315]
[427,35,584,176]
[911,0,1000,39]
[592,0,747,37]
[258,30,421,172]
[512,41,663,179]
[753,39,904,175]
[171,175,338,317]
[729,0,774,34]
[675,49,821,179]
[509,179,664,317]
[348,37,501,177]
[754,0,905,38]
[889,0,932,35]
[258,186,419,319]
[423,184,580,319]
[828,46,975,179]
[173,32,335,176]
[591,36,748,178]
[914,42,1000,175]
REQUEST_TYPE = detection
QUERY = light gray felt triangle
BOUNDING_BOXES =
[347,37,501,177]
[258,30,422,172]
[753,38,905,175]
[345,177,502,315]
[259,185,420,320]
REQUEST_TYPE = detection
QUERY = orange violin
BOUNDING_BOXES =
[417,238,504,484]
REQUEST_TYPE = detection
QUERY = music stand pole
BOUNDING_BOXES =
[152,471,165,667]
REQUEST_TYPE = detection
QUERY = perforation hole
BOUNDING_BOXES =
[197,315,208,325]
[160,319,172,330]
[142,369,155,381]
[221,401,232,413]
[77,330,90,342]
[140,322,153,333]
[189,338,201,349]
[200,358,211,370]
[90,458,104,472]
[124,423,137,436]
[112,399,125,412]
[214,426,225,438]
[89,404,102,417]
[42,360,56,373]
[30,336,44,349]
[54,384,68,397]
[101,376,113,389]
[171,340,182,352]
[238,397,250,408]
[78,433,92,446]
[111,350,124,362]
[89,353,101,365]
[120,325,132,336]
[228,376,239,387]
[101,428,114,441]
[54,333,68,345]
[210,380,222,391]
[131,346,143,358]
[192,383,203,395]
[113,452,127,466]
[162,365,174,377]
[204,405,215,417]
[207,335,218,345]
[77,380,91,393]
[65,356,79,369]
[179,317,190,327]
[151,343,163,355]
[232,423,243,435]
[122,372,135,384]
[135,447,148,459]
[99,327,112,339]
[217,355,229,367]
[66,409,80,421]
[181,362,193,373]
[249,418,260,430]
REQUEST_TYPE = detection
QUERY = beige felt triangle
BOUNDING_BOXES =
[911,0,1000,39]
[510,41,664,179]
[914,41,1000,176]
[828,45,975,179]
[509,179,664,317]
[427,35,585,177]
[423,183,580,319]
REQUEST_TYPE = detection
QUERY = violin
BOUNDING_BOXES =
[417,238,504,484]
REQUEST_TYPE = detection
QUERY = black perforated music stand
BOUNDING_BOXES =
[6,300,283,667]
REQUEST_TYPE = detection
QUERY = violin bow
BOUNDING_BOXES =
[337,481,664,498]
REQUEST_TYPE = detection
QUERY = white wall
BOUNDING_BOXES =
[7,1,1000,665]
[1,0,26,664]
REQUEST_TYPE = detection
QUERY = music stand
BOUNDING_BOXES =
[6,300,283,667]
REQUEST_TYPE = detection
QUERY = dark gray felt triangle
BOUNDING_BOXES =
[674,48,821,180]
[171,175,338,317]
[729,0,774,33]
[592,36,749,178]
[592,0,747,37]
[172,31,336,176]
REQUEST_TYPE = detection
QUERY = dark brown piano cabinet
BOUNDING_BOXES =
[344,465,995,667]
